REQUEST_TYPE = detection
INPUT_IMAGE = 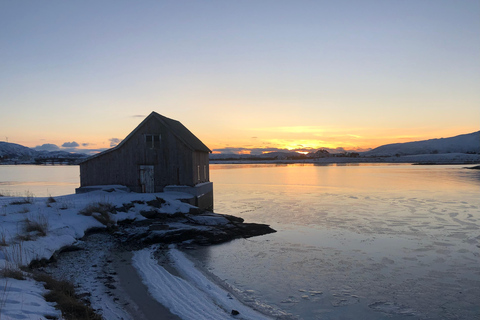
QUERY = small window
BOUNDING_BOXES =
[145,134,161,149]
[203,165,207,181]
[197,165,200,181]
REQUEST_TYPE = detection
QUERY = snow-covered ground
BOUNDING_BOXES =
[0,187,272,319]
[133,246,272,320]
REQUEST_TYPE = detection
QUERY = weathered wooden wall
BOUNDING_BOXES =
[79,116,209,192]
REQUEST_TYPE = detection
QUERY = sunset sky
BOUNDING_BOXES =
[1,1,479,154]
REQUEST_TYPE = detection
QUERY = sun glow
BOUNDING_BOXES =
[268,139,338,151]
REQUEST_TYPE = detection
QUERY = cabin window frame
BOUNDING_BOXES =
[145,134,161,149]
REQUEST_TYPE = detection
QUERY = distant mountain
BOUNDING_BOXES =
[363,131,480,157]
[0,142,36,159]
[210,150,303,160]
[0,141,88,164]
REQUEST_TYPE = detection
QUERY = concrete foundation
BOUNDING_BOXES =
[164,182,213,211]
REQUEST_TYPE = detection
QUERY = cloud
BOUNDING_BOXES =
[34,144,60,151]
[109,138,121,147]
[82,143,93,147]
[62,141,79,148]
[131,114,146,118]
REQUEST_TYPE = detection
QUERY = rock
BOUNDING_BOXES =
[231,309,239,315]
[116,212,276,248]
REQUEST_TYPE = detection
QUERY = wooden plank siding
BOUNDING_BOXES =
[79,112,211,193]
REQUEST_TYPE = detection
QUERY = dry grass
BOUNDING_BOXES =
[79,202,116,216]
[34,273,102,320]
[24,216,48,237]
[10,191,35,205]
[1,242,25,267]
[1,267,25,281]
[79,202,116,227]
[18,207,30,214]
[0,230,7,247]
[0,242,27,281]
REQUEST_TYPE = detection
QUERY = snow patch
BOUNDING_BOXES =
[132,246,273,320]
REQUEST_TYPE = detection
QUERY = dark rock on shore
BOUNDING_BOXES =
[114,211,276,249]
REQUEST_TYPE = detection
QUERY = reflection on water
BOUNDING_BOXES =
[1,163,479,319]
[0,165,79,196]
[188,164,480,320]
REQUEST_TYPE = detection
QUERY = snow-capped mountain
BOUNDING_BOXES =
[0,141,87,163]
[364,131,480,157]
[0,141,37,159]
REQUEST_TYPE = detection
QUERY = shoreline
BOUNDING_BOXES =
[111,249,181,320]
[42,231,279,320]
[0,189,276,320]
[2,152,480,167]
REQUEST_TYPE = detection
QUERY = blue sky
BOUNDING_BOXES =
[1,0,479,154]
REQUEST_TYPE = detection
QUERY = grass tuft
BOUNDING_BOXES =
[24,215,49,237]
[1,267,25,280]
[47,196,56,204]
[10,191,35,205]
[0,230,8,246]
[79,202,116,227]
[79,202,115,216]
[18,207,30,214]
[34,273,102,320]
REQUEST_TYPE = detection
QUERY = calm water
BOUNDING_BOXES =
[0,165,79,197]
[189,164,480,320]
[1,164,479,319]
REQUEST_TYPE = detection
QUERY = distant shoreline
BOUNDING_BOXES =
[210,156,480,166]
[1,152,479,166]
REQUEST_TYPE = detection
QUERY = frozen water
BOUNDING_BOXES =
[187,164,480,319]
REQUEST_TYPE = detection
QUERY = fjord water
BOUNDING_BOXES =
[1,164,479,319]
[189,164,480,320]
[0,165,79,196]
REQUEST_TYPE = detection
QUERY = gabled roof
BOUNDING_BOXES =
[152,112,211,153]
[80,112,211,163]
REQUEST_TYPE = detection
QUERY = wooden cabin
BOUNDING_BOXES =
[76,111,213,210]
